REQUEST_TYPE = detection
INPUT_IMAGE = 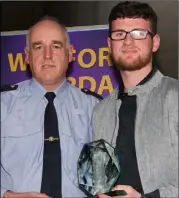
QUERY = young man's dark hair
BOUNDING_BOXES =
[108,1,157,35]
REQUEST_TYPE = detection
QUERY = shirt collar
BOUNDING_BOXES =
[138,66,157,86]
[117,67,160,99]
[29,78,69,102]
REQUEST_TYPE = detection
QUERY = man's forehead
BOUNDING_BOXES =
[29,20,65,40]
[32,19,62,30]
[111,18,151,29]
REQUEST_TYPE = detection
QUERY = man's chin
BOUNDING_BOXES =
[118,64,144,71]
[114,58,147,71]
[115,62,143,71]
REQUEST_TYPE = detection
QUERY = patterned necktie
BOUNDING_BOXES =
[41,92,62,198]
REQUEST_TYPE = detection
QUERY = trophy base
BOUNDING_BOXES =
[85,190,127,197]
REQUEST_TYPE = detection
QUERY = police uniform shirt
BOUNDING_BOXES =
[1,78,99,197]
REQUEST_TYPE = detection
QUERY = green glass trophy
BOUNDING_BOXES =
[77,139,127,197]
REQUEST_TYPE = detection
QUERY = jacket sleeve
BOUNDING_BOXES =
[158,81,178,198]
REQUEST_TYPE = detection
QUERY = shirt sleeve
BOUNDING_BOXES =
[155,81,178,198]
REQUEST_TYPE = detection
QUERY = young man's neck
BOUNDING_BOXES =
[120,65,152,92]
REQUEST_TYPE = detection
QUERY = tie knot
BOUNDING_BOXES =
[45,92,56,103]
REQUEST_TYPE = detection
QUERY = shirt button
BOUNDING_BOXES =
[128,90,134,95]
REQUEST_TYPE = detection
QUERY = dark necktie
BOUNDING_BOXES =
[41,92,62,198]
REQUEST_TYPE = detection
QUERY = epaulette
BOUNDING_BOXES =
[81,88,103,100]
[1,84,18,92]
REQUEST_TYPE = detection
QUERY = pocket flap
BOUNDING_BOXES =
[1,120,42,138]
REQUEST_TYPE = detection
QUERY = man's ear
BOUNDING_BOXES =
[24,47,30,64]
[152,34,160,52]
[107,37,112,53]
[68,44,74,63]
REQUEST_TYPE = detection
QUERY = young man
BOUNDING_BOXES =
[92,1,178,198]
[1,17,100,198]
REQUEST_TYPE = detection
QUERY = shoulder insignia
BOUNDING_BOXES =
[81,88,103,100]
[1,84,18,92]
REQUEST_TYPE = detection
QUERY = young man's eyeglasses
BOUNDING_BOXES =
[110,29,154,40]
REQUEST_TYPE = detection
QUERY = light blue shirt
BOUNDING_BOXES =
[1,78,99,197]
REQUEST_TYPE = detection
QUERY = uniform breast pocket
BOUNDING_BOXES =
[1,120,43,173]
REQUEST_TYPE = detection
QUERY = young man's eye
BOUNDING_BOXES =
[117,32,124,36]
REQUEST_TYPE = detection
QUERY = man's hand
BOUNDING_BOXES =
[97,185,141,198]
[3,191,50,198]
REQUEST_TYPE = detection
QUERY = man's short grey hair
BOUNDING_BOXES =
[26,16,70,48]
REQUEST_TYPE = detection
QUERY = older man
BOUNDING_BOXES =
[1,16,100,198]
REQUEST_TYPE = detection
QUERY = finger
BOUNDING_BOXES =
[31,193,50,198]
[40,193,51,198]
[38,193,51,198]
[97,192,111,198]
[112,185,125,191]
[112,185,131,191]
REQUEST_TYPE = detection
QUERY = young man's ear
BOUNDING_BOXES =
[107,37,112,53]
[24,47,30,64]
[152,34,160,52]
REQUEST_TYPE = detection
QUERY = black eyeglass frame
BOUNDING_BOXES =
[109,28,155,41]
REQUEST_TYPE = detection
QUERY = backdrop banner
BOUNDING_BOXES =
[1,26,119,97]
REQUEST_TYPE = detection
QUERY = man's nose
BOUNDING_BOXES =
[43,46,53,59]
[123,33,134,45]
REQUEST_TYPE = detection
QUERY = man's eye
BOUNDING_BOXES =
[34,45,42,50]
[139,32,145,36]
[53,44,62,49]
[116,32,125,37]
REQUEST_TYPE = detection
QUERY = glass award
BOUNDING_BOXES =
[77,139,126,197]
